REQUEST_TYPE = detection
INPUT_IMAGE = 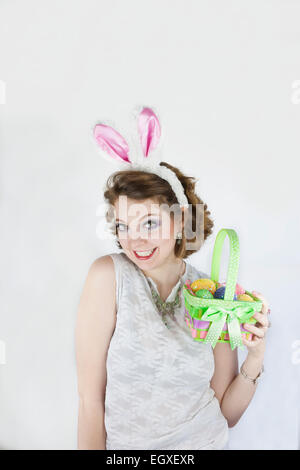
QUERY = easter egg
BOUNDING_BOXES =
[235,283,246,296]
[195,289,214,299]
[237,294,254,302]
[214,286,237,300]
[190,278,217,295]
[216,282,245,296]
[214,286,225,299]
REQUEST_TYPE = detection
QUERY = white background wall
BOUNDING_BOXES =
[0,0,299,450]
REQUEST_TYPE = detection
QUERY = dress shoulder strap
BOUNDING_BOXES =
[108,252,134,311]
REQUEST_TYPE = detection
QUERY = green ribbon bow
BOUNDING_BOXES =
[200,305,256,350]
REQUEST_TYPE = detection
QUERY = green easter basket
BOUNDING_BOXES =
[183,228,263,350]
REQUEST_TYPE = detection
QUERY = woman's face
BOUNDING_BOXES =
[113,196,183,268]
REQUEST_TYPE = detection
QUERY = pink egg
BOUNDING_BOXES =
[235,283,246,296]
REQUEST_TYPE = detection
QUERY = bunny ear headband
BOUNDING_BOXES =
[92,106,189,209]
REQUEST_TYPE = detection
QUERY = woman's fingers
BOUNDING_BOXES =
[241,292,270,352]
[243,322,266,338]
[242,335,264,347]
[252,291,269,315]
[251,311,269,327]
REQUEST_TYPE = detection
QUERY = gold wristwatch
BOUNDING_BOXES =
[240,363,264,385]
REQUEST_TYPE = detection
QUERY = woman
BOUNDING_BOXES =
[75,162,270,450]
[76,106,270,449]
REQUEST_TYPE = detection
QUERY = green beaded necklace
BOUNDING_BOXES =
[146,260,185,328]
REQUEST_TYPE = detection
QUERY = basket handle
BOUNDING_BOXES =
[210,228,240,301]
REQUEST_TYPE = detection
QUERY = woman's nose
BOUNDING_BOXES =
[131,231,149,243]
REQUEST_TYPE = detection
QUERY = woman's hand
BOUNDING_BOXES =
[242,291,271,358]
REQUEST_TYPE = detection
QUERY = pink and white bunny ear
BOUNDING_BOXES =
[137,107,161,157]
[93,123,131,164]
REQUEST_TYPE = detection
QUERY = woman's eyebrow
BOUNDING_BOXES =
[116,213,160,223]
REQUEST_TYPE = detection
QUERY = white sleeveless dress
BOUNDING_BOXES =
[104,252,229,450]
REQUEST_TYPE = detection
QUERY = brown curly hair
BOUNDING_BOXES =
[103,162,214,259]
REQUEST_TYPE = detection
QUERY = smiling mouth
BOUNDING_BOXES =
[133,247,157,260]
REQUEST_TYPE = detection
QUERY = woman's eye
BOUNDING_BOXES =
[115,223,127,232]
[143,219,160,230]
[116,219,160,233]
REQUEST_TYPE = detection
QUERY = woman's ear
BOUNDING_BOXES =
[181,206,188,229]
[137,107,161,157]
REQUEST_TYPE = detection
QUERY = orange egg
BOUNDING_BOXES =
[190,278,217,295]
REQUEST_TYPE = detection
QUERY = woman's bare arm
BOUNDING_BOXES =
[210,342,239,413]
[210,342,264,428]
[75,255,116,449]
[210,292,269,428]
